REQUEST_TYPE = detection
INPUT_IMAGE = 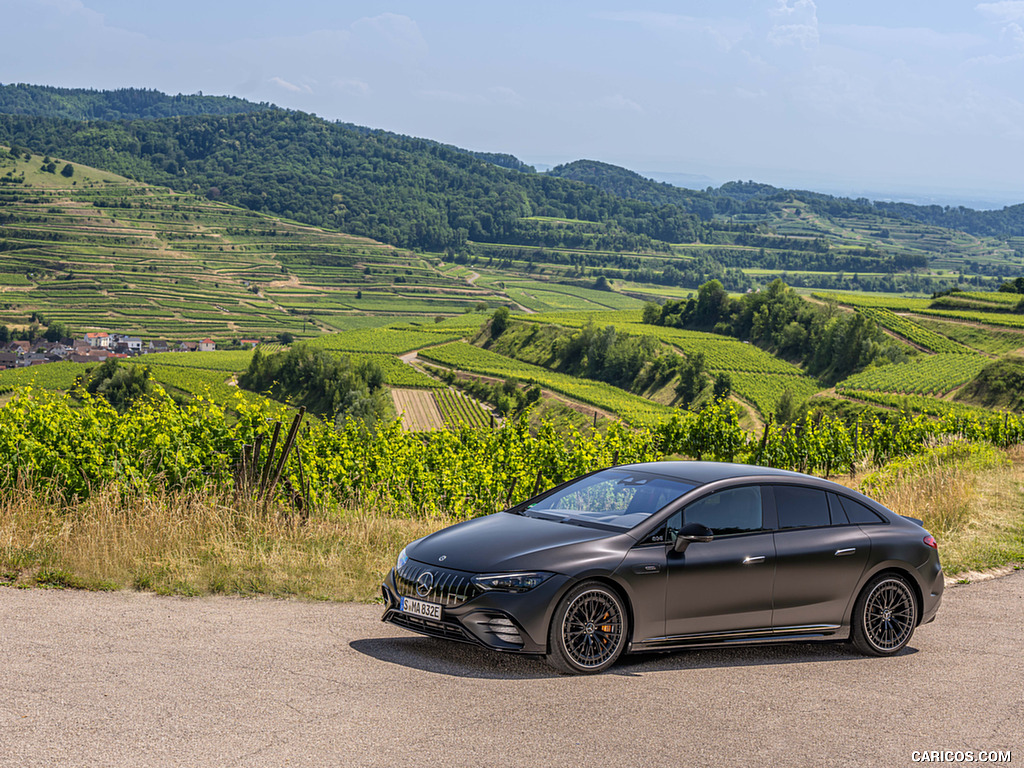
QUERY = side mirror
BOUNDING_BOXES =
[672,522,714,553]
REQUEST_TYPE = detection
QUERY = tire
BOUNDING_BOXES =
[851,573,918,656]
[546,581,628,675]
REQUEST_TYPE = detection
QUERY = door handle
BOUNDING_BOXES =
[742,555,766,565]
[834,548,856,556]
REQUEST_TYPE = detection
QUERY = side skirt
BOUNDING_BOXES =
[629,624,847,653]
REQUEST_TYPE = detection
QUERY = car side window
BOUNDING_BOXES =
[775,485,830,529]
[827,493,849,525]
[838,495,886,524]
[669,486,764,537]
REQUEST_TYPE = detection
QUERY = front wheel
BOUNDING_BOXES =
[546,581,628,675]
[851,573,918,656]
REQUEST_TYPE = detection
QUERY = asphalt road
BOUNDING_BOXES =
[1,573,1021,768]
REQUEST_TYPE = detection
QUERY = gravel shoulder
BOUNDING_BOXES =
[1,572,1022,768]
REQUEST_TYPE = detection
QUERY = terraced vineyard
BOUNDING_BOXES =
[837,354,988,396]
[304,327,463,354]
[855,308,972,353]
[349,354,443,389]
[502,279,645,312]
[420,341,676,425]
[390,388,444,431]
[836,389,998,418]
[434,388,491,428]
[0,362,90,394]
[0,152,507,340]
[728,373,822,417]
[813,292,933,311]
[913,307,1024,329]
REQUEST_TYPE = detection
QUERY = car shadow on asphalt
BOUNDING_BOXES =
[350,636,918,679]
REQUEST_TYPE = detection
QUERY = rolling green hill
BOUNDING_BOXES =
[0,83,269,120]
[2,85,1023,303]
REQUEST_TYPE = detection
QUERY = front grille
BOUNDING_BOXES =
[394,560,478,608]
[387,611,474,643]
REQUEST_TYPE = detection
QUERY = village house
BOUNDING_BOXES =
[179,341,199,352]
[17,353,51,368]
[238,339,260,348]
[199,338,216,352]
[84,332,110,349]
[111,335,143,355]
[0,351,17,370]
[147,339,170,353]
[8,340,30,355]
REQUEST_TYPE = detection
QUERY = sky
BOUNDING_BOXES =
[4,0,1024,207]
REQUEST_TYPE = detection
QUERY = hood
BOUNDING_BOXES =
[407,511,626,573]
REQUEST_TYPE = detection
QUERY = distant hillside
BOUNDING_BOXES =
[0,84,270,120]
[0,110,709,251]
[550,159,1024,242]
[872,200,1024,239]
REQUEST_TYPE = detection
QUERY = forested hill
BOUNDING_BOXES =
[0,84,270,120]
[0,110,708,251]
[550,159,1024,240]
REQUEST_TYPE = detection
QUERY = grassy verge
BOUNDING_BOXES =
[0,488,451,601]
[855,443,1024,576]
[2,446,1022,600]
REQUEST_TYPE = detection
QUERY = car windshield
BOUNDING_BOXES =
[523,469,696,530]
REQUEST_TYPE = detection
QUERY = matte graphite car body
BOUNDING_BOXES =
[381,462,943,674]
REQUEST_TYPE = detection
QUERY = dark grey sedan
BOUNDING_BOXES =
[381,462,943,674]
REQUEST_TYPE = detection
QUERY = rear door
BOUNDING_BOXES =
[769,485,872,630]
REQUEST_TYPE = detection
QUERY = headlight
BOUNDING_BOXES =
[397,547,408,570]
[471,572,554,593]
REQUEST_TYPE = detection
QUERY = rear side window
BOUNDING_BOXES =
[774,485,830,529]
[839,496,886,524]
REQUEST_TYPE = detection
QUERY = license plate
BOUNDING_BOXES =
[400,596,442,620]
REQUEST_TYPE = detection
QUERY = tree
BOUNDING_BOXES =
[675,352,707,406]
[713,372,732,400]
[775,388,797,425]
[60,163,74,178]
[86,360,154,414]
[641,302,662,325]
[490,307,510,337]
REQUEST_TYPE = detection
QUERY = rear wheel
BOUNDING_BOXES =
[851,573,918,656]
[546,581,628,675]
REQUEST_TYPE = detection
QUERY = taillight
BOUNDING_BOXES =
[923,535,937,549]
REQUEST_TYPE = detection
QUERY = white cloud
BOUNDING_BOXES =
[769,0,819,49]
[977,1,1024,21]
[269,77,312,94]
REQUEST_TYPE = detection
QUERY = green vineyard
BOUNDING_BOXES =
[854,308,971,354]
[419,341,676,425]
[434,388,491,428]
[837,354,988,396]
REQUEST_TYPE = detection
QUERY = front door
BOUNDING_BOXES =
[663,485,776,639]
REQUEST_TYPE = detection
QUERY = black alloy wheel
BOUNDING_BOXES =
[852,573,918,655]
[547,581,627,674]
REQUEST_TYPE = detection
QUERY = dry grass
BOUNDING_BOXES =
[3,446,1022,600]
[837,445,1024,575]
[0,487,452,601]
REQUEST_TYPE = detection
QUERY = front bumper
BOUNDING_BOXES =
[381,566,570,655]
